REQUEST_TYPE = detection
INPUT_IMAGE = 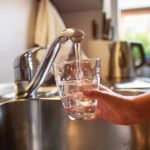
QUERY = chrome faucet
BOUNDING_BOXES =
[13,28,85,98]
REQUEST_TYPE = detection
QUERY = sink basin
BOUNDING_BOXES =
[0,97,150,150]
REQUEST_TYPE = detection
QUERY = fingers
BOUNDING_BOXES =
[83,89,107,100]
[79,83,97,90]
[99,84,112,92]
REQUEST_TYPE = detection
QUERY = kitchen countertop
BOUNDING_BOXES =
[0,83,60,101]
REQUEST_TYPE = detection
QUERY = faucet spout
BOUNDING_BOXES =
[14,28,85,98]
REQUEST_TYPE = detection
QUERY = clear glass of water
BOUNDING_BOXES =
[53,58,100,120]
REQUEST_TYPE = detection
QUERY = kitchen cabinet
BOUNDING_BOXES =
[51,0,102,12]
[51,0,103,13]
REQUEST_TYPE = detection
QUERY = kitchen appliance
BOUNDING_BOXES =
[108,41,145,82]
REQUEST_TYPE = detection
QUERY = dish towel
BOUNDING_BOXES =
[35,0,66,46]
[35,0,72,64]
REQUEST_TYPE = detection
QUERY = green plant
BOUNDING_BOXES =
[122,28,150,59]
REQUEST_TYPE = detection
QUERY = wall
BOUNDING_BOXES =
[103,0,111,18]
[103,0,119,40]
[61,10,102,51]
[0,0,37,83]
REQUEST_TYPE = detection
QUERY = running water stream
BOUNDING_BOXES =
[74,42,83,80]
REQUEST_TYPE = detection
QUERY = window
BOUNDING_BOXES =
[119,0,150,63]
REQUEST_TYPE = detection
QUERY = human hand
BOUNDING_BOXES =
[83,84,132,125]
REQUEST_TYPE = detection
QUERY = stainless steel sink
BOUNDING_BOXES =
[0,83,150,150]
[0,96,150,150]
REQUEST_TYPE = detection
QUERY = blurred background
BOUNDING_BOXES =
[0,0,150,83]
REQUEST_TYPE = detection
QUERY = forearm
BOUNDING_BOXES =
[83,88,150,125]
[127,93,150,124]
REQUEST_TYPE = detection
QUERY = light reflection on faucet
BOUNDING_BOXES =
[14,28,85,98]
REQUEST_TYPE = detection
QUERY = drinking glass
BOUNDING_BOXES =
[53,58,100,120]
